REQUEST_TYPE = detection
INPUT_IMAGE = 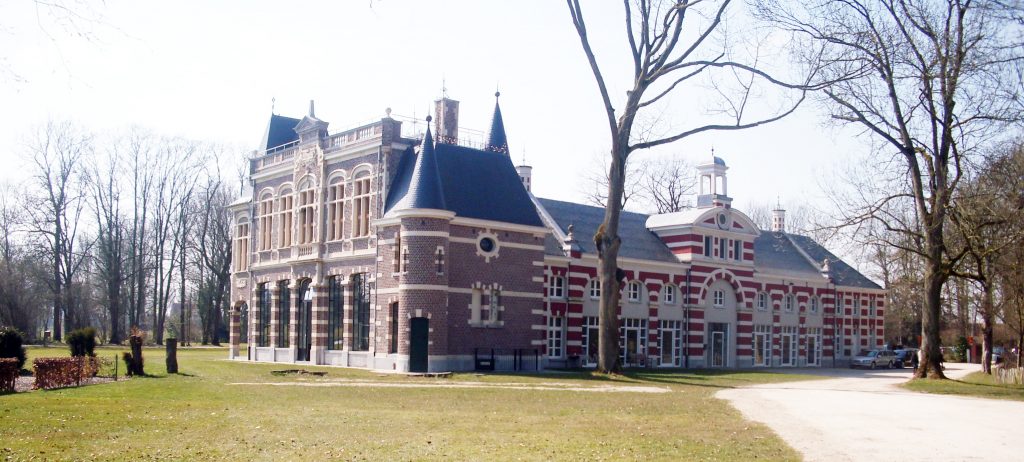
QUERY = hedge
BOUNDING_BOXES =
[33,357,99,390]
[0,358,17,392]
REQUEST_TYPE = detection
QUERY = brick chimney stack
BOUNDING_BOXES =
[434,97,459,144]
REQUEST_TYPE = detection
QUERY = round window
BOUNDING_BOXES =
[479,237,495,253]
[717,213,727,225]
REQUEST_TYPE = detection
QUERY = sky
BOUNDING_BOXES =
[0,0,871,240]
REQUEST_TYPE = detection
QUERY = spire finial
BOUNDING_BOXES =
[271,97,276,114]
[309,99,315,118]
[442,77,448,99]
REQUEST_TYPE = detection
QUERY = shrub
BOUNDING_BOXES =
[67,327,98,357]
[0,327,27,370]
[0,358,18,393]
[33,357,99,390]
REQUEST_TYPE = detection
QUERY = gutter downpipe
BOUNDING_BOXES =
[684,268,692,369]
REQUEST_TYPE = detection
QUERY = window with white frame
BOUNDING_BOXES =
[277,191,293,248]
[703,235,713,257]
[784,294,795,313]
[662,285,675,304]
[627,281,641,302]
[470,287,502,327]
[550,275,565,299]
[757,292,768,311]
[486,289,501,324]
[780,325,798,366]
[589,279,601,299]
[810,296,819,314]
[582,316,599,366]
[734,239,742,261]
[258,193,274,251]
[297,183,316,244]
[660,320,683,367]
[233,219,249,272]
[547,315,564,359]
[806,327,822,366]
[326,176,345,241]
[351,174,372,237]
[753,324,772,366]
[713,289,725,307]
[717,238,727,259]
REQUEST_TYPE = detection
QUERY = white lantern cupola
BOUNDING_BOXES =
[697,154,731,208]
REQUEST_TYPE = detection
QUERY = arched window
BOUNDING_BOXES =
[351,172,372,237]
[297,180,316,244]
[276,281,290,348]
[258,193,274,251]
[327,176,345,241]
[327,276,343,350]
[277,189,293,248]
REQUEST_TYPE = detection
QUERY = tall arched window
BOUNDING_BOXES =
[351,172,372,237]
[278,189,293,248]
[327,276,343,350]
[258,193,274,251]
[297,180,316,244]
[327,176,345,241]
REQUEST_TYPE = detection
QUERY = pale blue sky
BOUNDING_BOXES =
[1,0,870,220]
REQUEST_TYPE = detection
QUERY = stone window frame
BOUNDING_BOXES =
[662,284,676,305]
[234,216,250,272]
[784,294,795,313]
[809,296,819,314]
[351,172,373,238]
[258,191,275,251]
[703,235,713,257]
[757,291,768,311]
[547,314,565,359]
[588,278,601,300]
[326,175,346,242]
[627,281,642,303]
[277,188,294,249]
[435,246,445,275]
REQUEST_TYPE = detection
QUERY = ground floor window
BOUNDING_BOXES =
[660,320,682,367]
[390,302,399,354]
[352,273,371,351]
[547,315,564,359]
[582,316,599,366]
[780,326,798,366]
[806,327,822,366]
[753,324,771,367]
[708,322,730,367]
[328,276,343,350]
[620,318,648,367]
[277,281,290,348]
[258,283,271,347]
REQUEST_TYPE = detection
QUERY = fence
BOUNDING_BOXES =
[994,365,1023,385]
[473,348,540,372]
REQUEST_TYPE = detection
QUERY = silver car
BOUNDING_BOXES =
[850,349,896,369]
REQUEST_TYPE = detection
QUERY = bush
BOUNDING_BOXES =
[67,327,98,357]
[33,357,99,390]
[0,327,27,370]
[0,358,18,393]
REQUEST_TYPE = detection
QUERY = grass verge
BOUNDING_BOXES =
[903,371,1024,401]
[1,346,821,461]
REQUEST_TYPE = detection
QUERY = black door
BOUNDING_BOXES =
[296,282,313,362]
[410,317,429,373]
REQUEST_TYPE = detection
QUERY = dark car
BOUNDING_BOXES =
[893,348,919,368]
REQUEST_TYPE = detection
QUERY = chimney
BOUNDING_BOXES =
[771,207,786,233]
[434,97,459,144]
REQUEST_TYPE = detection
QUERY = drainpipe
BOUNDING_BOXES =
[832,280,837,368]
[684,268,692,369]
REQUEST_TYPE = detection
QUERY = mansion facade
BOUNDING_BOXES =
[227,95,886,372]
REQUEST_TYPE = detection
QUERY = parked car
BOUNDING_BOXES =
[850,349,897,369]
[993,347,1005,364]
[893,348,919,368]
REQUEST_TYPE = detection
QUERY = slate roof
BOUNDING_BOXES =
[786,234,882,289]
[485,92,509,154]
[535,198,678,263]
[385,128,445,212]
[384,137,543,227]
[261,114,301,151]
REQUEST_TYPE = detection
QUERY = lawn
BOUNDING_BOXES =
[903,371,1024,402]
[2,346,819,461]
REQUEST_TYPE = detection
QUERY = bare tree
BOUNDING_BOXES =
[580,151,649,211]
[193,169,234,345]
[759,0,1024,378]
[567,0,812,372]
[640,154,696,213]
[87,144,129,344]
[25,121,94,340]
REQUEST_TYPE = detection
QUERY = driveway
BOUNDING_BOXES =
[717,363,1022,461]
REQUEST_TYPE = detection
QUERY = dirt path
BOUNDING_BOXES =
[717,363,1022,461]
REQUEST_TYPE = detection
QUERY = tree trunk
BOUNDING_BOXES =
[981,280,995,374]
[165,338,178,374]
[917,263,948,379]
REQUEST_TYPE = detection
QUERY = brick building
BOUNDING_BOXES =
[227,94,885,372]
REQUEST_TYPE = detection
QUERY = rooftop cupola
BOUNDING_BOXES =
[696,153,731,208]
[772,204,786,233]
[486,91,510,155]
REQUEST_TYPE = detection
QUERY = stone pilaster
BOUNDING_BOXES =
[269,284,281,348]
[228,305,240,358]
[311,283,328,363]
[343,281,354,350]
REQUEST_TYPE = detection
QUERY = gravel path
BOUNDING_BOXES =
[717,363,1022,462]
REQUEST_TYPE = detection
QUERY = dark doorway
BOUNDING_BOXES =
[409,317,429,373]
[296,280,313,362]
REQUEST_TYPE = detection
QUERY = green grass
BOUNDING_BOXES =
[1,346,820,461]
[903,371,1024,401]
